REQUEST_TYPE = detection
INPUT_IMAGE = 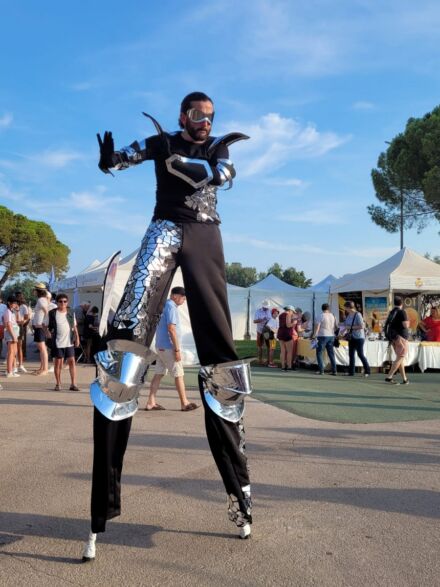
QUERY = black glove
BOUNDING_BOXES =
[97,131,115,174]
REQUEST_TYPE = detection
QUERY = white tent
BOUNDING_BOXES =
[331,248,440,294]
[329,247,440,325]
[310,274,337,292]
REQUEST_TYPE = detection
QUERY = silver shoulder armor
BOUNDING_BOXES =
[208,133,249,190]
[207,132,250,157]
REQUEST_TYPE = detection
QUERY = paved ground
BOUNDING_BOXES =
[1,362,440,586]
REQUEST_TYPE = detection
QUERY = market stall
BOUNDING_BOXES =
[330,248,440,336]
[297,338,438,370]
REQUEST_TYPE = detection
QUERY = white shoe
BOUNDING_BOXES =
[238,524,251,539]
[48,366,54,373]
[18,365,28,373]
[82,532,96,562]
[6,372,20,378]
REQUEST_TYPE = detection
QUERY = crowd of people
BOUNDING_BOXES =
[0,283,102,390]
[254,300,312,371]
[254,296,440,383]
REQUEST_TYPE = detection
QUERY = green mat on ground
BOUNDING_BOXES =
[151,367,440,424]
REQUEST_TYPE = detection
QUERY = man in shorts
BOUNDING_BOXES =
[385,296,410,385]
[253,299,272,365]
[47,293,80,391]
[15,291,30,372]
[32,283,49,375]
[145,286,198,411]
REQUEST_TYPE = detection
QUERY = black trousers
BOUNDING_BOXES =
[90,221,251,533]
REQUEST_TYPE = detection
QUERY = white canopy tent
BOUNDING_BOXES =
[310,274,337,292]
[329,247,440,324]
[331,248,440,295]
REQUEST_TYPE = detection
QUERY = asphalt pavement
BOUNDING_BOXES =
[1,362,440,586]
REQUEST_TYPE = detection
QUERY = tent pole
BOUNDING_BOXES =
[244,290,251,340]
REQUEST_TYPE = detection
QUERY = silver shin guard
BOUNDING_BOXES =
[199,359,253,423]
[90,340,156,421]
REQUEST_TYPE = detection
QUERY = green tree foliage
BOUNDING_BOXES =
[225,262,258,287]
[258,263,312,288]
[425,253,440,265]
[226,261,312,288]
[0,206,70,288]
[369,105,440,235]
[0,278,38,304]
[282,267,312,288]
[259,263,283,280]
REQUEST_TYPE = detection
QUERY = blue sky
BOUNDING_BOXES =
[1,0,439,284]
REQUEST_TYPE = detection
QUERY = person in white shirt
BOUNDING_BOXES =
[266,307,280,368]
[0,297,6,360]
[15,291,30,373]
[47,293,80,391]
[313,303,338,375]
[31,283,49,375]
[3,296,20,377]
[253,300,272,365]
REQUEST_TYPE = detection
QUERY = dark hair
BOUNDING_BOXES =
[56,293,69,302]
[36,289,47,298]
[178,92,213,128]
[171,286,186,297]
[322,303,330,311]
[7,295,18,305]
[91,306,99,313]
[344,300,355,309]
[394,296,403,307]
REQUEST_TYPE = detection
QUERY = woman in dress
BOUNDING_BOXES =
[277,305,295,372]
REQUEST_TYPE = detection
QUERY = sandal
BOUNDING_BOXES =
[54,384,60,391]
[69,385,80,391]
[145,404,166,411]
[181,402,199,412]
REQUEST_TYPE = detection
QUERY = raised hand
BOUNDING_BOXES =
[97,131,115,174]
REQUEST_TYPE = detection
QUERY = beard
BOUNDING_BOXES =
[185,122,210,142]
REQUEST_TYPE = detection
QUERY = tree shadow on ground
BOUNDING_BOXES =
[0,398,85,408]
[63,474,440,519]
[265,427,440,442]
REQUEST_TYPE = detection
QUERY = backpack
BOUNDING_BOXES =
[384,308,399,342]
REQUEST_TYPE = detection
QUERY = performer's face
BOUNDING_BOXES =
[180,100,214,143]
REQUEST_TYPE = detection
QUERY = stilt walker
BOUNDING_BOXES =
[83,92,253,561]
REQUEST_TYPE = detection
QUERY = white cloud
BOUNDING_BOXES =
[263,177,307,188]
[0,113,13,129]
[21,185,148,235]
[282,209,346,225]
[352,101,375,110]
[70,81,95,92]
[32,149,83,169]
[344,246,398,259]
[223,233,397,259]
[0,179,23,202]
[70,189,125,211]
[223,113,349,177]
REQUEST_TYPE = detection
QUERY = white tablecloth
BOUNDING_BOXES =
[298,339,423,368]
[418,343,440,372]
